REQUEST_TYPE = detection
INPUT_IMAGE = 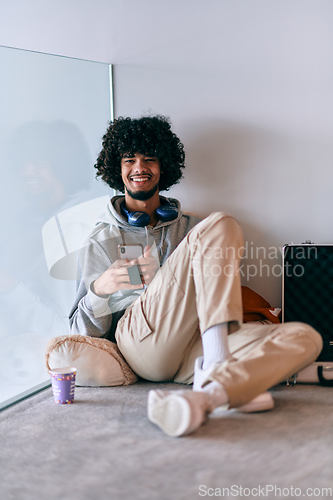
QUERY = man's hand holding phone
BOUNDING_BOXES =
[93,245,159,297]
[137,246,159,286]
[93,259,144,297]
[118,244,159,286]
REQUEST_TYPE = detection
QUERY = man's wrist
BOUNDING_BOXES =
[87,282,112,317]
[91,280,110,298]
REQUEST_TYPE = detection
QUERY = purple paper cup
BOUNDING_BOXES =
[50,367,76,404]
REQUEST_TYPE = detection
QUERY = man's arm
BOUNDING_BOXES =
[69,242,156,339]
[69,238,116,338]
[69,276,115,338]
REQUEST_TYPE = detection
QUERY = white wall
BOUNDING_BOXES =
[1,0,333,306]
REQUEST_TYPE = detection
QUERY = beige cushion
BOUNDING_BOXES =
[45,335,138,387]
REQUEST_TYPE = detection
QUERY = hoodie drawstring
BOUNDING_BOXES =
[160,226,165,257]
[144,226,149,249]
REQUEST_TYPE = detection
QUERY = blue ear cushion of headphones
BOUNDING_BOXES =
[120,201,150,227]
[156,205,178,222]
[121,200,178,226]
[128,211,150,227]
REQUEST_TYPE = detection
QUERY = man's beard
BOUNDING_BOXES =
[125,182,159,201]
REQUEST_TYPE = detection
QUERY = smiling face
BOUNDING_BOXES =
[121,153,161,201]
[20,160,58,194]
[19,159,66,208]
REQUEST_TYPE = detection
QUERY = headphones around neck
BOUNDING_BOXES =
[120,198,178,227]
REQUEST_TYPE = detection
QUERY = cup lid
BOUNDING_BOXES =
[49,367,76,375]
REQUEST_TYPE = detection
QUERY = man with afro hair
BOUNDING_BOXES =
[70,115,322,437]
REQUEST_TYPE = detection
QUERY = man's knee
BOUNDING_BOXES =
[281,321,323,356]
[200,212,240,230]
[188,212,243,250]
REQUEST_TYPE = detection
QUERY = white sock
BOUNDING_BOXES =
[202,323,231,370]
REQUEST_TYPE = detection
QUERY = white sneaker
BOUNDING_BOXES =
[193,356,274,413]
[147,389,212,437]
[193,356,227,391]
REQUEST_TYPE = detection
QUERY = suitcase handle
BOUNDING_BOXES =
[317,366,333,387]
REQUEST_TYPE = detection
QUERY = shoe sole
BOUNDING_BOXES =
[147,391,192,437]
[236,394,274,413]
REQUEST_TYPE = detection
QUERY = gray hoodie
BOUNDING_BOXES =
[69,195,201,342]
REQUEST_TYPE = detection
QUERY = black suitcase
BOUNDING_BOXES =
[282,242,333,363]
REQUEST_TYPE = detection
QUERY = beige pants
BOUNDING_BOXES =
[116,213,322,407]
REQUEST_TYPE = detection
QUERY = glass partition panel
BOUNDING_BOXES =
[0,46,113,409]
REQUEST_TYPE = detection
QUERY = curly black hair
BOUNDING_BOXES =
[94,115,185,192]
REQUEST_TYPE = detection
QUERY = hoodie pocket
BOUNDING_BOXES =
[129,301,153,342]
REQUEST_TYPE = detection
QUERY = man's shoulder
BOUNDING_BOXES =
[180,212,202,228]
[165,212,201,244]
[87,219,111,236]
[81,217,121,254]
[85,198,123,243]
[181,212,202,223]
[166,196,202,225]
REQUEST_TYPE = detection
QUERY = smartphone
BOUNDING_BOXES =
[118,244,143,261]
[118,244,144,285]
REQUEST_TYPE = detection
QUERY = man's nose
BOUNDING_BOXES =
[133,159,147,171]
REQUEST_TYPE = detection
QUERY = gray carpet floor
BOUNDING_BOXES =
[1,381,333,500]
